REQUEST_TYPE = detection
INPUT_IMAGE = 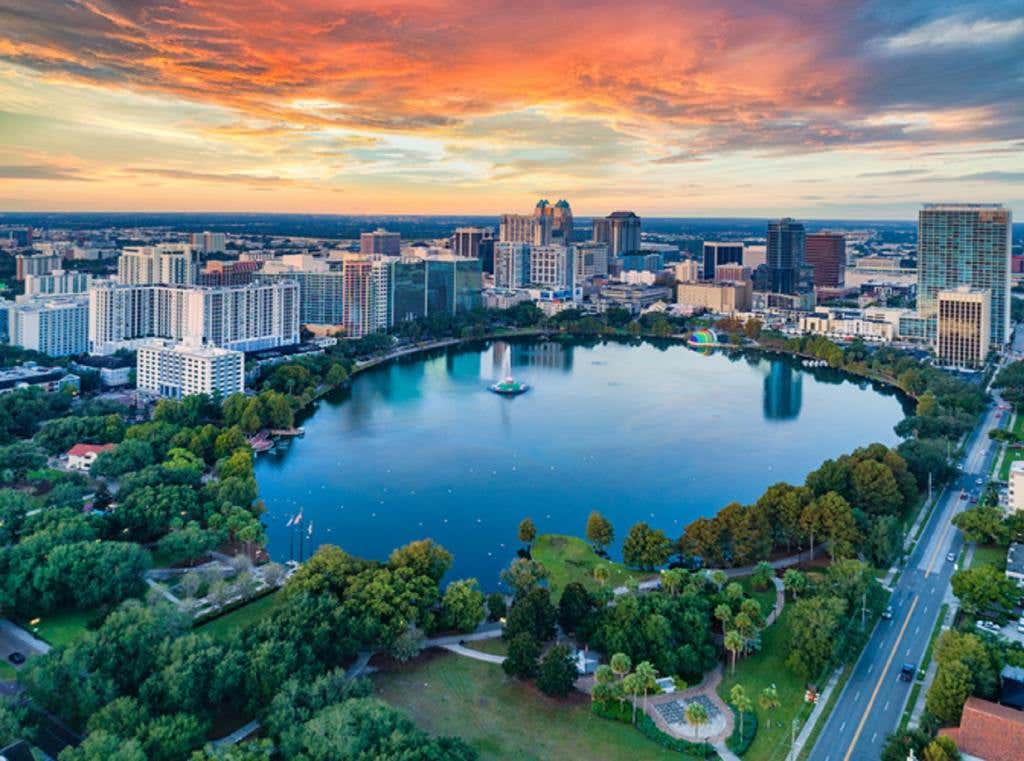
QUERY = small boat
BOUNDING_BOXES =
[489,377,530,396]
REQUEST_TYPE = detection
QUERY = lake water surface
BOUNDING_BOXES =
[255,339,908,585]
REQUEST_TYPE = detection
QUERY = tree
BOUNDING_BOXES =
[486,592,507,621]
[503,632,540,679]
[724,630,744,674]
[634,660,657,714]
[591,664,622,709]
[500,557,548,597]
[388,626,424,663]
[518,517,537,548]
[922,737,961,761]
[558,582,595,635]
[621,522,671,570]
[783,569,807,600]
[586,511,614,553]
[536,644,578,697]
[926,661,973,726]
[785,595,847,678]
[441,578,486,633]
[951,564,1018,617]
[953,505,1010,545]
[58,732,147,761]
[685,700,709,741]
[388,539,452,583]
[622,672,644,724]
[750,561,774,591]
[610,652,631,680]
[714,603,732,633]
[850,459,904,516]
[802,491,859,560]
[730,684,752,736]
[592,564,610,588]
[504,587,557,642]
[725,582,743,602]
[759,685,780,714]
[137,713,208,761]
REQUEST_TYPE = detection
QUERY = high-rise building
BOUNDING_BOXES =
[917,203,1011,347]
[767,219,806,294]
[937,287,991,369]
[573,242,609,281]
[702,242,744,280]
[426,257,483,315]
[118,244,198,286]
[198,260,261,287]
[189,231,227,254]
[595,211,641,256]
[494,243,531,289]
[255,254,344,326]
[22,269,91,298]
[673,260,700,283]
[7,295,89,356]
[715,264,752,283]
[452,227,494,263]
[529,245,574,290]
[743,245,767,269]
[15,253,62,281]
[88,280,299,354]
[342,257,392,338]
[534,199,575,245]
[499,214,551,245]
[360,228,401,256]
[136,339,244,398]
[805,233,846,288]
[391,258,428,324]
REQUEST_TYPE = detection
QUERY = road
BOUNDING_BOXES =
[808,388,1006,760]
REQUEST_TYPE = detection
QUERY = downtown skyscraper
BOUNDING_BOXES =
[766,218,805,294]
[917,203,1012,347]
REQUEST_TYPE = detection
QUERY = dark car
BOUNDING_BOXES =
[899,663,915,682]
[7,651,25,665]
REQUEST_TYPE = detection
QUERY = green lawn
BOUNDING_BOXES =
[195,592,280,641]
[25,609,96,648]
[718,603,806,761]
[0,661,16,680]
[736,574,778,619]
[464,638,508,657]
[971,545,1007,571]
[531,534,651,599]
[999,449,1024,482]
[373,652,692,761]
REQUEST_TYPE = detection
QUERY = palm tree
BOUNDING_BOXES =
[610,652,631,680]
[783,569,806,600]
[660,568,684,596]
[759,685,780,721]
[714,603,732,633]
[710,569,728,589]
[724,629,744,674]
[623,672,643,724]
[593,564,610,588]
[730,684,752,736]
[635,661,657,714]
[685,700,710,754]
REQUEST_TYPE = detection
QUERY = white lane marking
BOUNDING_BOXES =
[883,700,890,712]
[853,690,860,702]
[839,721,846,733]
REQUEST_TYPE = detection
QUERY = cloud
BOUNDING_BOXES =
[872,15,1024,54]
[857,169,930,178]
[120,167,293,185]
[932,171,1024,183]
[0,163,91,180]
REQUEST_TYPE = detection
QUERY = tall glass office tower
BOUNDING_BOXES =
[917,203,1011,347]
[767,218,805,294]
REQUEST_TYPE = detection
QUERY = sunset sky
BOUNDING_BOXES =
[0,0,1022,218]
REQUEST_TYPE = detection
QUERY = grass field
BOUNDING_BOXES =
[0,661,16,680]
[195,591,280,641]
[531,534,651,599]
[373,652,696,761]
[971,545,1007,571]
[718,603,805,761]
[26,609,96,648]
[736,574,778,619]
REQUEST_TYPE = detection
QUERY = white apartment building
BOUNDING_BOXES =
[798,310,896,343]
[22,269,91,299]
[118,244,198,286]
[89,279,299,354]
[136,339,244,399]
[1009,461,1024,513]
[189,231,227,254]
[7,295,89,356]
[529,245,575,291]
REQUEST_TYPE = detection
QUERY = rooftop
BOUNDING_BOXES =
[67,443,115,457]
[938,697,1024,761]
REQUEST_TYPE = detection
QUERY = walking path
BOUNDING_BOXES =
[423,622,502,648]
[643,664,735,744]
[441,643,505,664]
[0,619,51,655]
[790,666,843,759]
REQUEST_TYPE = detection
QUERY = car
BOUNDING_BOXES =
[882,605,893,620]
[900,663,916,682]
[7,651,24,665]
[970,497,978,503]
[947,552,956,562]
[976,620,1002,635]
[976,478,984,486]
[959,491,967,500]
[1018,618,1024,634]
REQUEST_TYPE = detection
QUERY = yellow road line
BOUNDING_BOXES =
[843,595,919,761]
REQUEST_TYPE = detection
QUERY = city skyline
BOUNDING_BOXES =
[0,1,1021,217]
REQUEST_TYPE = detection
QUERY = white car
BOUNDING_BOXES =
[976,620,1001,635]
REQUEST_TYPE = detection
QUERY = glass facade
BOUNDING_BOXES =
[391,259,427,323]
[767,219,805,294]
[917,204,1011,346]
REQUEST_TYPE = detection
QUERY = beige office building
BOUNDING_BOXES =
[937,287,990,369]
[499,214,551,245]
[676,281,752,313]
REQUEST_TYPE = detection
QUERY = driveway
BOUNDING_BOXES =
[0,619,51,671]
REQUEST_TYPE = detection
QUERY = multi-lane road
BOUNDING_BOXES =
[808,381,1008,760]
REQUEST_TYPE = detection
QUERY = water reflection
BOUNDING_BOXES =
[763,361,803,420]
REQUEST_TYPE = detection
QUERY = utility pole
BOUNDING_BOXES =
[788,717,798,761]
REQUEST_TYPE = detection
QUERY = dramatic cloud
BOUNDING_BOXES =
[0,0,1020,215]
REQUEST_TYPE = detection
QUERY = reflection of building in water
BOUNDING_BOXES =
[511,341,573,372]
[445,348,482,382]
[763,361,802,420]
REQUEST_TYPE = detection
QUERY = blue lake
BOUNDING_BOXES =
[255,339,908,586]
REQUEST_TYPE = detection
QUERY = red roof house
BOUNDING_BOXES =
[66,443,115,471]
[939,697,1024,761]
